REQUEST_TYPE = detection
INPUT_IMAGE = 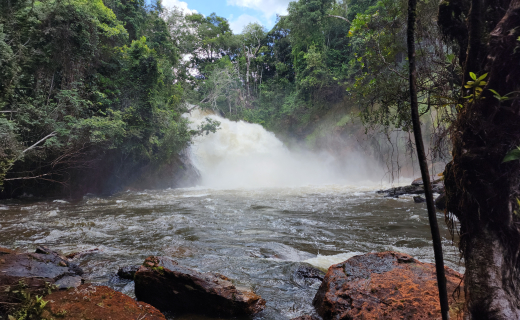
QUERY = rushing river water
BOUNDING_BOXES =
[0,110,461,319]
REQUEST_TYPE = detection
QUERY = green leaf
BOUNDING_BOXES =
[469,72,477,80]
[488,89,499,96]
[503,147,520,163]
[477,73,488,81]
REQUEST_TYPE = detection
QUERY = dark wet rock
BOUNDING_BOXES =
[35,246,83,276]
[41,284,166,320]
[117,265,140,280]
[313,251,464,320]
[55,275,83,289]
[413,196,426,203]
[293,265,326,287]
[378,179,444,198]
[296,265,325,281]
[435,191,446,211]
[377,184,426,197]
[135,256,266,317]
[0,247,84,316]
[291,316,320,320]
[411,178,424,186]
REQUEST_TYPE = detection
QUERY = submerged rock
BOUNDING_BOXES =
[41,285,166,320]
[135,256,266,317]
[296,265,325,281]
[313,251,464,320]
[413,196,426,203]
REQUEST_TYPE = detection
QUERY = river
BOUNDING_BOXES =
[0,110,461,319]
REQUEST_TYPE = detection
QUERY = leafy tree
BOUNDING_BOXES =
[0,0,193,197]
[439,0,520,317]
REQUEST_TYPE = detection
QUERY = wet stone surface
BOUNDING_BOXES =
[135,256,266,317]
[41,284,166,320]
[313,251,464,320]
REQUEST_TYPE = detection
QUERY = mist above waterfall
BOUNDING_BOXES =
[186,109,384,189]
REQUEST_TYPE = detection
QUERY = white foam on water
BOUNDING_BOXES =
[303,252,364,271]
[185,108,385,189]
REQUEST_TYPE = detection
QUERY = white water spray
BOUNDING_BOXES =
[186,109,383,189]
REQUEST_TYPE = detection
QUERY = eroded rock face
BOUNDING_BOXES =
[313,251,464,320]
[41,285,166,320]
[135,256,266,317]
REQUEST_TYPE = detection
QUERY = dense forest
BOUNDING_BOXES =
[0,0,456,197]
[2,0,520,318]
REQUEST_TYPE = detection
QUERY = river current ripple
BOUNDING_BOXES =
[0,185,461,319]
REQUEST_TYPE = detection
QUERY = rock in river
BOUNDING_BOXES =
[41,284,166,320]
[313,251,464,320]
[0,246,84,316]
[135,256,266,317]
[117,265,140,280]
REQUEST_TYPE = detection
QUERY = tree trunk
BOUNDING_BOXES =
[407,0,450,318]
[444,1,520,318]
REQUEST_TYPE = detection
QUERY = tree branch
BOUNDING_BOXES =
[4,173,53,181]
[23,132,56,154]
[326,15,350,23]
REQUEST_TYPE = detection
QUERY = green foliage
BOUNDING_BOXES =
[0,0,193,194]
[345,0,458,148]
[464,73,487,103]
[5,280,54,320]
[503,146,520,163]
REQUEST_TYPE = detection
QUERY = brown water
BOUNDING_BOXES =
[0,184,461,319]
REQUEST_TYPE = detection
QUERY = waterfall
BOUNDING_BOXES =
[185,108,381,189]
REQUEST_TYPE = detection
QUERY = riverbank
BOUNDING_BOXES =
[1,246,464,319]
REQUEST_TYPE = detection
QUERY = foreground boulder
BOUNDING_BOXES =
[41,285,166,320]
[0,246,84,316]
[313,251,464,320]
[135,256,266,317]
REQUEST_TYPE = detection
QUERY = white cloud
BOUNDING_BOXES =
[161,0,198,15]
[227,0,291,19]
[229,14,263,34]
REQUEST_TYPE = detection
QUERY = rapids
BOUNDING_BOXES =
[0,111,461,319]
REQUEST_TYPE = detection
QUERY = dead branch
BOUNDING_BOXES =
[23,131,56,154]
[4,173,54,181]
[326,15,350,23]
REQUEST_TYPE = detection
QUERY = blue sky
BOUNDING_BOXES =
[160,0,292,33]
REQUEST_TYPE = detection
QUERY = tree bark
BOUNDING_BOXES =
[444,0,520,318]
[407,1,450,319]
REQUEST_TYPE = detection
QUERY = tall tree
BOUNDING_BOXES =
[440,0,520,317]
